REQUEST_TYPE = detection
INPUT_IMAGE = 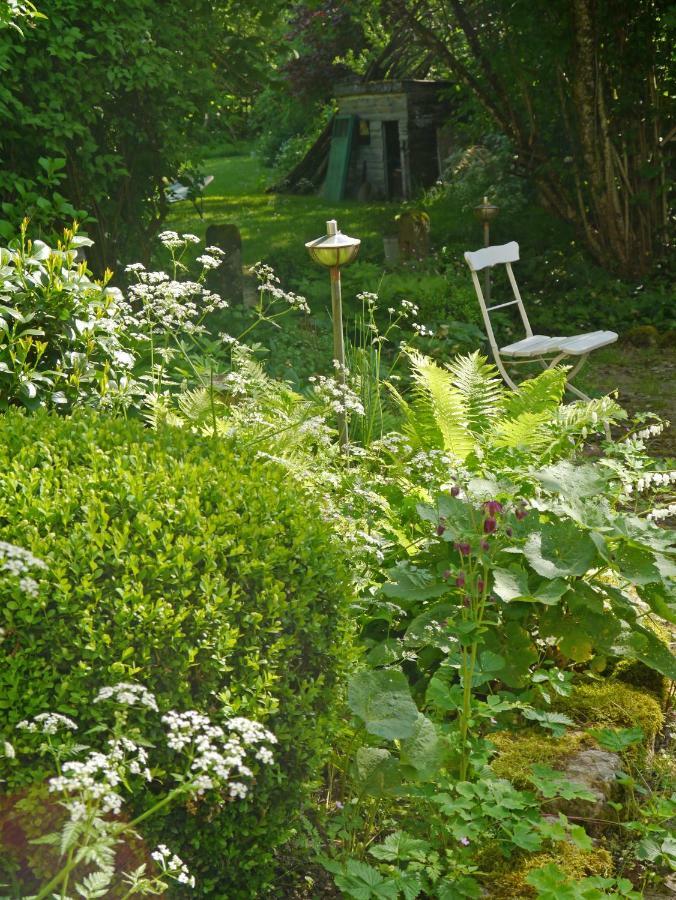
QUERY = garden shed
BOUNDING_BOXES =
[324,79,453,202]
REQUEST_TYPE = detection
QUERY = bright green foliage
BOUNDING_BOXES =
[553,682,664,748]
[0,1,221,266]
[0,409,351,897]
[392,351,624,465]
[0,223,132,411]
[526,862,642,899]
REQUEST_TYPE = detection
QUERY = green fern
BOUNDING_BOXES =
[499,367,567,420]
[492,410,554,451]
[406,352,475,460]
[446,351,504,432]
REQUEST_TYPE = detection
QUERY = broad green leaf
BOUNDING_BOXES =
[520,709,575,737]
[493,567,567,605]
[367,639,404,666]
[636,583,676,625]
[535,461,608,498]
[400,714,446,777]
[588,726,644,753]
[426,677,463,713]
[492,567,529,602]
[613,544,661,585]
[334,860,399,900]
[524,520,598,578]
[348,669,419,740]
[508,822,543,852]
[382,562,449,604]
[436,876,483,899]
[609,624,676,680]
[529,765,597,801]
[369,831,431,863]
[403,604,459,651]
[352,747,401,796]
[417,494,473,540]
[483,623,538,688]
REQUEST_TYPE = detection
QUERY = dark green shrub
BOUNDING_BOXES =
[0,410,351,897]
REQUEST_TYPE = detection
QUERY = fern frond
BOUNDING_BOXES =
[142,394,185,430]
[500,367,567,420]
[491,410,554,450]
[445,351,503,432]
[177,387,227,424]
[555,396,625,432]
[407,352,474,460]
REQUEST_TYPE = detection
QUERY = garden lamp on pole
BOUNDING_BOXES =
[474,196,499,302]
[305,219,361,448]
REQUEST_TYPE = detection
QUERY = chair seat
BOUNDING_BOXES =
[501,330,618,358]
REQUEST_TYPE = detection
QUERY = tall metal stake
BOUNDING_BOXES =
[329,260,348,448]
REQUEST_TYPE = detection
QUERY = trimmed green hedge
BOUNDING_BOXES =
[0,410,351,897]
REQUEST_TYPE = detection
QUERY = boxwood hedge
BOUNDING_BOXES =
[0,410,351,897]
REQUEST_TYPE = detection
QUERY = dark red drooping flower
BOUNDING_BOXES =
[477,578,485,593]
[505,526,513,537]
[515,506,528,521]
[455,572,466,588]
[451,485,460,497]
[436,524,446,536]
[484,500,503,517]
[480,539,490,552]
[454,541,471,557]
[483,517,497,534]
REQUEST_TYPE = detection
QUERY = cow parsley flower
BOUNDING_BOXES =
[94,682,159,712]
[17,713,78,734]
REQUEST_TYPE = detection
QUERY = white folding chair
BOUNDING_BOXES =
[464,241,618,401]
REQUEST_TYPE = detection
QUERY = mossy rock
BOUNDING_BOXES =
[612,658,672,707]
[479,841,613,898]
[622,325,659,347]
[490,729,593,788]
[553,681,664,749]
[658,329,676,348]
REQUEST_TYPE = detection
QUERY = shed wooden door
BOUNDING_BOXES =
[324,115,357,202]
[383,120,403,199]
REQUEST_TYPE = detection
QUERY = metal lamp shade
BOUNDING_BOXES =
[305,220,361,268]
[474,196,499,223]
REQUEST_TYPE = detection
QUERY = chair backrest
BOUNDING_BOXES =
[463,241,533,355]
[464,241,519,272]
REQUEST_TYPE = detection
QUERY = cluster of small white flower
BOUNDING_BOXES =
[18,576,39,597]
[625,471,676,494]
[17,712,78,734]
[196,246,226,271]
[412,322,434,337]
[107,736,152,781]
[636,423,664,441]
[94,682,159,712]
[253,261,310,313]
[151,845,196,888]
[120,275,228,336]
[356,291,378,309]
[399,299,419,317]
[49,748,126,815]
[0,541,47,578]
[162,710,276,796]
[158,231,200,250]
[647,503,676,522]
[374,433,414,455]
[309,373,365,418]
[403,448,458,482]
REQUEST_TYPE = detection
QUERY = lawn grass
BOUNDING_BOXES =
[166,148,675,455]
[165,150,397,266]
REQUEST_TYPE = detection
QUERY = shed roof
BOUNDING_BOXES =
[335,79,452,97]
